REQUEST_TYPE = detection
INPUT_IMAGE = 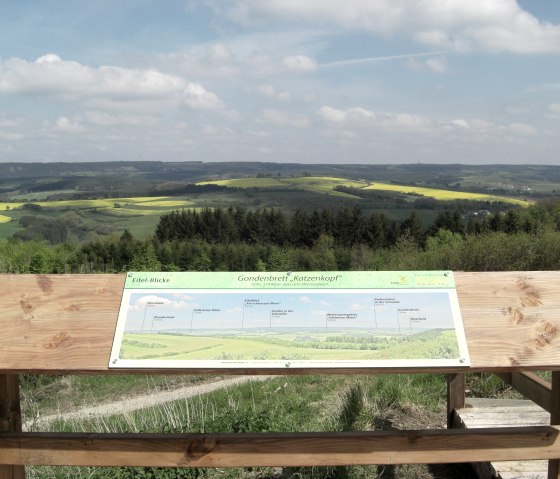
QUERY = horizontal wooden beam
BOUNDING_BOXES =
[2,272,560,373]
[497,372,552,412]
[1,428,560,467]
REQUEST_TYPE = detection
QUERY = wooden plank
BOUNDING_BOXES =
[457,414,549,428]
[497,372,552,412]
[0,274,123,373]
[458,400,549,428]
[493,460,547,479]
[1,428,560,467]
[447,373,465,428]
[456,272,560,371]
[549,371,560,479]
[456,399,551,479]
[0,374,25,479]
[0,272,560,373]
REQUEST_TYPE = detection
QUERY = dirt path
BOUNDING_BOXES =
[27,375,272,430]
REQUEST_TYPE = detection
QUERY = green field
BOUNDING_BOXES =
[363,183,530,206]
[0,196,196,212]
[198,176,367,198]
[120,329,459,362]
[199,176,530,205]
[0,175,532,241]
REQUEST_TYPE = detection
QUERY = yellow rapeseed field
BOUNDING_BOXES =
[363,183,530,206]
[0,215,12,223]
[0,197,196,216]
[198,176,530,205]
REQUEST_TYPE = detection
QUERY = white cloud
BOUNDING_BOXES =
[320,107,540,143]
[220,0,560,54]
[256,84,291,101]
[444,118,501,139]
[130,294,191,311]
[319,106,431,130]
[425,56,447,74]
[182,83,224,110]
[405,54,448,73]
[449,119,469,129]
[283,55,317,72]
[202,125,236,139]
[257,108,309,127]
[0,54,185,97]
[0,132,23,141]
[0,54,224,112]
[135,295,172,305]
[53,116,86,133]
[319,106,350,123]
[84,111,157,126]
[257,84,276,98]
[548,103,560,116]
[508,123,537,136]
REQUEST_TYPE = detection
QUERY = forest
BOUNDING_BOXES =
[2,198,560,275]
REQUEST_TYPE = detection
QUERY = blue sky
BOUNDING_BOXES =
[125,291,455,332]
[1,1,560,164]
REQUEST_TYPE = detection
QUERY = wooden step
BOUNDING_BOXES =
[455,398,550,479]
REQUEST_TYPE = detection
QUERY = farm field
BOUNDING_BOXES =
[199,176,531,205]
[120,329,459,362]
[363,183,531,206]
[198,176,367,198]
[0,196,200,240]
[0,174,534,241]
[0,196,196,212]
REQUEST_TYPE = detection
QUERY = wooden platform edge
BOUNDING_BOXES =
[1,427,560,468]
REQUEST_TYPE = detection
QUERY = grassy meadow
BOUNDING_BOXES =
[120,329,459,362]
[24,373,489,478]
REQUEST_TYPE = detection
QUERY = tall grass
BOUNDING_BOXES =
[25,374,478,479]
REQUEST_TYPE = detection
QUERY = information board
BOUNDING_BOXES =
[109,271,469,369]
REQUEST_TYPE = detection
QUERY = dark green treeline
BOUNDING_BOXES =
[2,200,560,274]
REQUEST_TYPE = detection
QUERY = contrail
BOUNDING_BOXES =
[319,50,447,68]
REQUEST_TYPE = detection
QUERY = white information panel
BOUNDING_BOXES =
[110,271,469,369]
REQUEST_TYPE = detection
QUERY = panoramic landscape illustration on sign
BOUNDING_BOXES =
[110,271,469,369]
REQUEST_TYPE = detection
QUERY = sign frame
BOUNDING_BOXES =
[109,271,470,369]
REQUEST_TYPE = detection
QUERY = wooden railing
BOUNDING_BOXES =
[1,272,559,478]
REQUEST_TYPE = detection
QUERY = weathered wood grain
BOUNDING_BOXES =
[497,372,552,412]
[457,398,553,479]
[549,372,560,478]
[0,272,559,373]
[0,428,559,467]
[0,375,24,479]
[447,373,465,428]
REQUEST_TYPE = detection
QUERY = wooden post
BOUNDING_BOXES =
[549,371,560,479]
[0,374,25,479]
[447,373,465,429]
